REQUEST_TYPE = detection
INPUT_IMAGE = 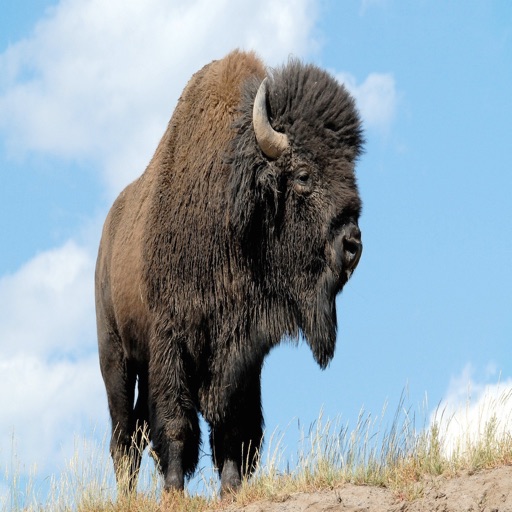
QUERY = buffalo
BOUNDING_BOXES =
[95,49,364,495]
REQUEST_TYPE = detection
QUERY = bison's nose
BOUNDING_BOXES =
[342,224,362,272]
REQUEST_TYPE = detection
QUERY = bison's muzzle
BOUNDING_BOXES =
[341,222,363,276]
[330,222,362,287]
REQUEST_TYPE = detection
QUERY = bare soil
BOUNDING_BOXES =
[222,465,512,512]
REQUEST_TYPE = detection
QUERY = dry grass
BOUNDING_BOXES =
[4,390,512,511]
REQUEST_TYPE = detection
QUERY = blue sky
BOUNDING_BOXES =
[1,0,511,501]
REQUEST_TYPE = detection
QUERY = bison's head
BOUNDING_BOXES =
[229,60,364,368]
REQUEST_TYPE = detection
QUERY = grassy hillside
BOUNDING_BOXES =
[4,393,512,512]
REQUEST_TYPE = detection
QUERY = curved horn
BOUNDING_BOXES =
[253,78,289,159]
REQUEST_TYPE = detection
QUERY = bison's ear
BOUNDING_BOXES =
[227,158,260,241]
[228,163,281,249]
[256,167,278,198]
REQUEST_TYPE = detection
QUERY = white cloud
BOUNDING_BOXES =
[0,240,95,358]
[431,364,512,457]
[0,0,320,195]
[0,240,106,478]
[338,72,397,134]
[1,355,107,474]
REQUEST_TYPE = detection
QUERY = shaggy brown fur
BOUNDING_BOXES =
[95,49,364,495]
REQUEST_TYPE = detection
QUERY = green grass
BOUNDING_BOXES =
[4,391,512,511]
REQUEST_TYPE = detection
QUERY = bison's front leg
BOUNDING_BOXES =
[148,343,200,492]
[209,372,264,495]
[159,439,186,490]
[150,398,201,492]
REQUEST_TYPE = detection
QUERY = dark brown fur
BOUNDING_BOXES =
[95,50,364,494]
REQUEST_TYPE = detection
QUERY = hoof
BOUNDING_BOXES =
[163,470,184,493]
[220,459,241,497]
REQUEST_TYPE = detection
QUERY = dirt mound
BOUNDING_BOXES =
[226,465,512,512]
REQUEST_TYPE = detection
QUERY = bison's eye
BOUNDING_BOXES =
[293,170,313,194]
[297,171,310,184]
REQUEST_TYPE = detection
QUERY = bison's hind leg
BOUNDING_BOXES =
[99,332,147,493]
[128,367,150,486]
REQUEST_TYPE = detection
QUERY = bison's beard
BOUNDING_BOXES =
[300,265,344,369]
[299,225,359,369]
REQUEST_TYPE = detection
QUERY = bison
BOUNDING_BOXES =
[95,49,364,495]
